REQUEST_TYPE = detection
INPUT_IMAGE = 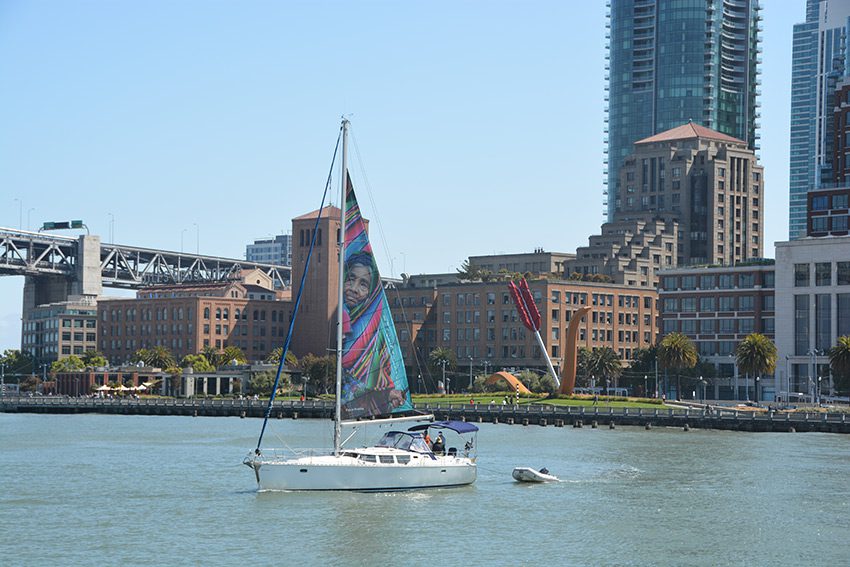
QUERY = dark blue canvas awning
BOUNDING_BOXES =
[408,420,479,434]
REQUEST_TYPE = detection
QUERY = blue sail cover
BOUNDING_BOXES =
[340,174,413,420]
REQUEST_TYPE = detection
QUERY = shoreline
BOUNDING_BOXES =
[2,395,849,434]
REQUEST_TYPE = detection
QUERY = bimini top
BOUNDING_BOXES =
[408,420,479,434]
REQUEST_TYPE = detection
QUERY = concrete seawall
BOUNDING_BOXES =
[2,396,849,433]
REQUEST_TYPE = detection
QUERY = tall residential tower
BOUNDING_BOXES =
[605,0,761,221]
[789,0,850,239]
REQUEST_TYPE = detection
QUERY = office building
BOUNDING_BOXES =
[605,0,762,221]
[790,0,850,239]
[246,234,292,266]
[21,299,98,366]
[775,236,850,401]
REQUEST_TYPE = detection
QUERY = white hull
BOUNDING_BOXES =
[248,450,476,491]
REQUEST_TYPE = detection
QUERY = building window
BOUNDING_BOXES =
[719,319,736,333]
[839,294,850,337]
[719,296,736,311]
[700,297,715,311]
[838,262,850,286]
[834,216,849,231]
[812,196,829,210]
[762,295,775,311]
[681,276,696,290]
[812,216,828,232]
[739,296,754,311]
[794,264,810,287]
[700,319,715,333]
[663,298,678,312]
[833,194,849,209]
[815,263,832,286]
[816,294,832,351]
[794,295,809,356]
[681,298,696,312]
[739,274,754,288]
[718,275,733,289]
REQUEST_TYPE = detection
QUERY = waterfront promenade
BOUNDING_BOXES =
[2,396,849,433]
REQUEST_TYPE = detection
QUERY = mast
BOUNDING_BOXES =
[334,118,349,456]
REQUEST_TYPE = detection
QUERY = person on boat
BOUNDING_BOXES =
[339,252,406,419]
[422,430,432,449]
[432,432,445,455]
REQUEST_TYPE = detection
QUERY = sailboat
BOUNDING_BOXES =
[244,119,478,491]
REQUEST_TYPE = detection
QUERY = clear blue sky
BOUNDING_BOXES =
[0,1,799,351]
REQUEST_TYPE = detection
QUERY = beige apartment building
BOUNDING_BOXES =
[569,122,765,287]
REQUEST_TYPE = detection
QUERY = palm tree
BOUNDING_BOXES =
[428,347,457,393]
[829,336,850,395]
[735,333,777,404]
[147,346,176,370]
[658,332,697,400]
[585,347,623,395]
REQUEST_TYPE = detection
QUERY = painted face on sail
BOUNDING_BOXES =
[344,263,372,307]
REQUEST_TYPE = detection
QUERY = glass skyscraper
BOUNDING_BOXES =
[605,0,761,220]
[789,0,850,240]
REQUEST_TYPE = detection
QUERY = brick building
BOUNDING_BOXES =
[97,269,290,364]
[658,262,775,400]
[390,279,659,388]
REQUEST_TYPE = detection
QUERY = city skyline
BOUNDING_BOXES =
[0,1,800,351]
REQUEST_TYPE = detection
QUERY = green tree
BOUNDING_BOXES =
[829,336,850,395]
[221,346,247,366]
[1,349,35,376]
[265,347,298,367]
[130,347,175,369]
[456,260,483,282]
[51,355,85,373]
[428,347,457,390]
[584,347,623,393]
[19,374,41,392]
[735,333,777,403]
[658,332,698,400]
[247,370,276,397]
[81,350,108,368]
[299,353,335,395]
[180,354,215,373]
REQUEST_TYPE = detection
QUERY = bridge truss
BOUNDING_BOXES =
[0,228,290,289]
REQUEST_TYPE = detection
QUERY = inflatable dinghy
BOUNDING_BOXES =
[512,467,559,483]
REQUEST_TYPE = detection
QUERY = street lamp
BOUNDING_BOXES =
[754,376,760,405]
[440,359,447,394]
[468,356,474,391]
[14,198,22,229]
[108,212,115,242]
[644,374,648,398]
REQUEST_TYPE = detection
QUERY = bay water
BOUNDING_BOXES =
[1,413,848,566]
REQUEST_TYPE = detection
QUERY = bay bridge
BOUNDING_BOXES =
[0,226,291,324]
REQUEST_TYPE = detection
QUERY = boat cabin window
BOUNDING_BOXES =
[408,437,430,453]
[377,431,414,451]
[379,456,394,464]
[359,454,377,463]
[396,455,410,464]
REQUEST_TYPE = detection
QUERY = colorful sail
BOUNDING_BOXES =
[340,173,413,419]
